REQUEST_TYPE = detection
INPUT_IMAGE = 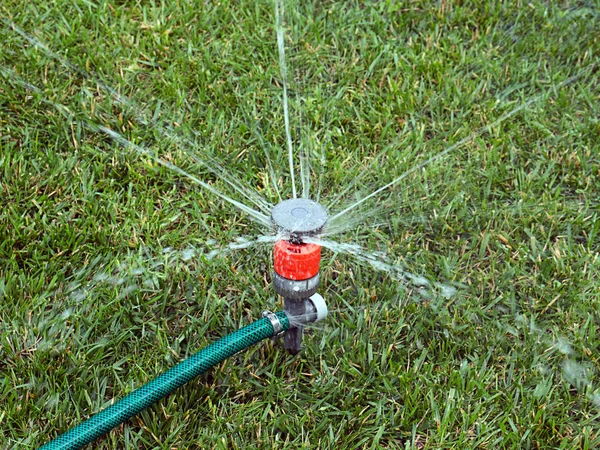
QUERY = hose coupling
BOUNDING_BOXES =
[262,310,285,339]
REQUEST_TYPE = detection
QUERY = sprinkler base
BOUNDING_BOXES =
[283,297,305,354]
[282,293,328,355]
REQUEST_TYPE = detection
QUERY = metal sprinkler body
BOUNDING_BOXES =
[271,199,328,354]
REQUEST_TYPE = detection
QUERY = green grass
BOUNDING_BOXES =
[1,0,600,448]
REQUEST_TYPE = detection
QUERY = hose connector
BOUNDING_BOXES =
[287,293,328,325]
[262,310,285,338]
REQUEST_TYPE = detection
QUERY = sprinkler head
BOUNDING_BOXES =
[271,199,327,297]
[271,198,327,244]
[271,199,328,354]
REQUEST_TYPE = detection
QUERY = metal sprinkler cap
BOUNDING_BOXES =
[271,199,328,243]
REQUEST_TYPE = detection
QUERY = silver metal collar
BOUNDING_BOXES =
[262,310,284,337]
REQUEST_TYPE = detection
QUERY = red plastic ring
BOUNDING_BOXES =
[273,239,321,281]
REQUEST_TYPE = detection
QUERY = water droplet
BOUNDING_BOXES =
[562,360,593,390]
[93,272,109,282]
[439,285,457,298]
[118,285,139,299]
[182,248,195,261]
[70,290,87,302]
[556,337,573,355]
[206,250,220,260]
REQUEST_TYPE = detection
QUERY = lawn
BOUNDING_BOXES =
[1,0,600,448]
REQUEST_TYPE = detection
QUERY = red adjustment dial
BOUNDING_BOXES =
[274,239,321,281]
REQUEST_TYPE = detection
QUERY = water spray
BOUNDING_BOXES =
[271,198,328,354]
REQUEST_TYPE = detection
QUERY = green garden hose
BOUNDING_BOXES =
[39,311,289,450]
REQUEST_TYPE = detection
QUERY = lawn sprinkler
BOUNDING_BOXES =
[271,198,329,354]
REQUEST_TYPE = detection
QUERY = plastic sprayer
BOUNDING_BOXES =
[271,198,328,354]
[40,199,328,450]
